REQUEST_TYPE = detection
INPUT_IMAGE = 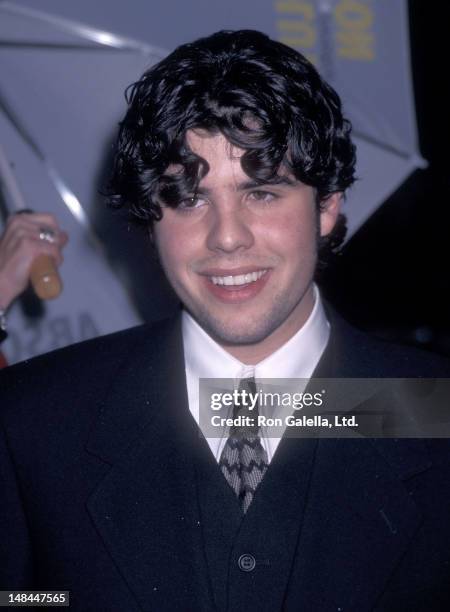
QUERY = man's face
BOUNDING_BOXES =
[154,130,340,362]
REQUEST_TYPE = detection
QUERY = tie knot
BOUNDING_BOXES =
[230,377,259,437]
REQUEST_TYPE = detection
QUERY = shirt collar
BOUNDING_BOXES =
[182,305,248,385]
[254,284,330,380]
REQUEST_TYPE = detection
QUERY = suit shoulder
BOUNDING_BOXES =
[2,317,174,372]
[329,310,450,377]
[0,317,178,422]
[361,333,449,377]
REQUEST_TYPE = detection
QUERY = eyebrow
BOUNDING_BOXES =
[196,176,297,195]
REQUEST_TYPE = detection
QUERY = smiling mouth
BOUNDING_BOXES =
[209,269,268,286]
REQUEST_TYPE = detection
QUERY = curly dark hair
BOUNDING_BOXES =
[109,29,356,260]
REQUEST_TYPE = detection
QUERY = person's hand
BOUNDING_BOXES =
[0,212,68,310]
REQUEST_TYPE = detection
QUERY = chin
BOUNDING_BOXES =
[186,283,313,351]
[209,325,272,347]
[191,307,286,347]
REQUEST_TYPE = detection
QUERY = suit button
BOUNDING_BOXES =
[238,554,256,572]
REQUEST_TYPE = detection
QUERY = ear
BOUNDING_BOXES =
[319,192,342,237]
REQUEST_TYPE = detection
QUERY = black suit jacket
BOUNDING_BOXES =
[1,311,450,611]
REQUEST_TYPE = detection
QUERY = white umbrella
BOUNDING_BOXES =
[4,0,425,238]
[0,0,423,362]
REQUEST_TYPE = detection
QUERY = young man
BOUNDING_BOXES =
[1,30,449,611]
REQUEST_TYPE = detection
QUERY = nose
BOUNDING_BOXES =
[206,203,255,254]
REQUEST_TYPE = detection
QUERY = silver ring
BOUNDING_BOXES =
[39,227,56,243]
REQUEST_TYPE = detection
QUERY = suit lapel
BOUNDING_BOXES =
[85,316,213,611]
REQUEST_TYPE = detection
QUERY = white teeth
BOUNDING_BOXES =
[210,269,267,286]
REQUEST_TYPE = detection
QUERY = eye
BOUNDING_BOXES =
[177,196,208,211]
[247,190,278,203]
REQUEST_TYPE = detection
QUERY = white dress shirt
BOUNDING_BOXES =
[182,285,330,463]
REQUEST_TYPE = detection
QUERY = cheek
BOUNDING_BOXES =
[263,212,317,260]
[154,220,197,274]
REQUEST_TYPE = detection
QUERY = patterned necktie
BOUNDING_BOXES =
[219,378,269,513]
